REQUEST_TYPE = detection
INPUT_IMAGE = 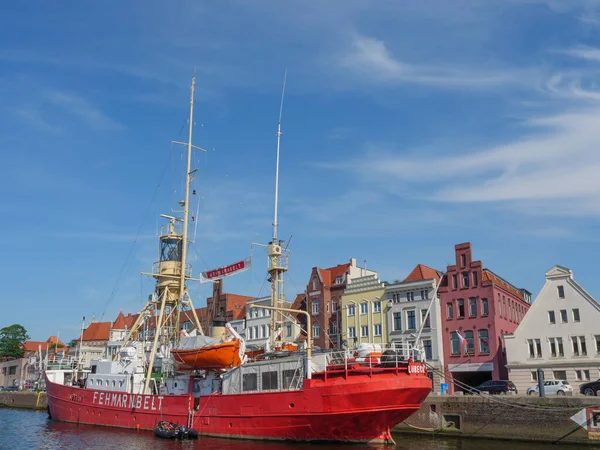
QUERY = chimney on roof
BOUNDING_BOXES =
[350,257,357,267]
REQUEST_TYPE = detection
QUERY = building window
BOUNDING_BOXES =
[450,332,461,355]
[374,324,382,336]
[557,285,565,298]
[452,275,458,289]
[461,254,466,267]
[572,336,587,356]
[326,302,330,313]
[576,370,583,381]
[447,302,454,319]
[498,295,502,318]
[549,337,564,357]
[253,326,259,339]
[348,327,356,338]
[469,298,477,317]
[332,299,337,312]
[407,311,416,330]
[457,299,465,318]
[478,329,489,353]
[373,301,381,313]
[473,271,478,287]
[503,297,506,319]
[481,298,488,316]
[406,291,415,301]
[548,311,555,324]
[464,330,475,354]
[361,325,368,337]
[335,275,343,284]
[360,303,368,314]
[553,370,567,380]
[313,323,320,338]
[462,272,469,288]
[531,371,538,382]
[312,278,317,291]
[595,335,600,354]
[286,324,292,337]
[331,322,338,335]
[348,305,355,316]
[393,312,402,331]
[573,308,580,322]
[312,300,320,315]
[584,369,591,380]
[560,309,567,323]
[421,309,431,328]
[423,339,432,359]
[261,325,266,339]
[528,339,542,358]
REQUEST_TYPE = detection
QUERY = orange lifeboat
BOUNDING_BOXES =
[172,339,242,370]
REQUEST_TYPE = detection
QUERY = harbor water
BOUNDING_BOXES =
[1,408,599,450]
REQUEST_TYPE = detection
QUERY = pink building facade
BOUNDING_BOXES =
[439,243,532,393]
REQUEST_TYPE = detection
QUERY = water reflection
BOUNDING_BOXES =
[1,408,599,450]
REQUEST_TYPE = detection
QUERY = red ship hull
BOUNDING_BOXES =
[46,367,431,444]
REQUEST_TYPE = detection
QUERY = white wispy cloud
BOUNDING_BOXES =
[46,91,125,131]
[14,107,61,134]
[337,35,535,89]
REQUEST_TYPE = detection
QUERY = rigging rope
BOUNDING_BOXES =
[99,115,190,322]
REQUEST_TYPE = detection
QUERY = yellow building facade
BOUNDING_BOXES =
[340,274,387,347]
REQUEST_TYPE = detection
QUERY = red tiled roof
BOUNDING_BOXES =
[403,264,442,283]
[80,322,112,341]
[319,263,351,286]
[22,335,66,353]
[483,269,524,301]
[226,294,254,320]
[112,311,137,330]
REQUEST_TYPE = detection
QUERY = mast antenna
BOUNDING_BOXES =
[272,68,287,242]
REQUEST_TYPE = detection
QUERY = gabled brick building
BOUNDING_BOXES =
[439,242,532,393]
[305,258,375,349]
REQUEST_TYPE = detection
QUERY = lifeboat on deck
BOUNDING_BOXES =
[172,340,242,370]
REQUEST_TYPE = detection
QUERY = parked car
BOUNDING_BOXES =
[579,379,600,396]
[527,380,573,396]
[4,386,18,392]
[471,380,518,395]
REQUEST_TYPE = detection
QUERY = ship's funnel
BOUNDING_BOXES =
[211,319,227,340]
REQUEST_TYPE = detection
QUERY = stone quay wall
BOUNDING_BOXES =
[0,392,47,410]
[394,394,600,445]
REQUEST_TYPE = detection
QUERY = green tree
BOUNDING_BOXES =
[67,339,79,348]
[0,324,30,358]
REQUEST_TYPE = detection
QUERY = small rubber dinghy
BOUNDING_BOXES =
[154,421,199,439]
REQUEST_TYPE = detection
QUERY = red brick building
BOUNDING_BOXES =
[305,258,374,349]
[439,242,532,393]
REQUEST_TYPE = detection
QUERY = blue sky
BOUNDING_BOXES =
[3,0,600,341]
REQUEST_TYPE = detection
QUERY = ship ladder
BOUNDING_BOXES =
[188,408,195,428]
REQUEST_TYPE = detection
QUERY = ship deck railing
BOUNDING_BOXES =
[314,342,426,381]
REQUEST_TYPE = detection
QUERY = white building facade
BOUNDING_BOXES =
[505,265,600,394]
[385,271,445,391]
[245,296,301,350]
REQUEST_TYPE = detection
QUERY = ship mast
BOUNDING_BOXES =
[116,74,206,394]
[268,70,288,350]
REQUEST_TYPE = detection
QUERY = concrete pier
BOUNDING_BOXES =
[0,392,47,410]
[394,394,600,445]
